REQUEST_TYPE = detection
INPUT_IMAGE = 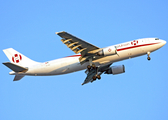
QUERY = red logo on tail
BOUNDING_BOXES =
[12,54,22,63]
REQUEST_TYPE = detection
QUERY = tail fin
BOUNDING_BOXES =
[3,48,39,67]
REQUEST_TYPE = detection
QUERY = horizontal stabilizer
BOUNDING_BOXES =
[3,62,28,72]
[13,75,25,81]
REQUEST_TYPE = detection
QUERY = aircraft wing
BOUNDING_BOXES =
[56,31,101,64]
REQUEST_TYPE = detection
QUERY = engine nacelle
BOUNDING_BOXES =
[98,46,117,56]
[105,65,125,75]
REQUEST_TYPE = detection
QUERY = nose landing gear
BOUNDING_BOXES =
[147,52,151,61]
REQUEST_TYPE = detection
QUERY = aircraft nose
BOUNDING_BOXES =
[161,40,166,46]
[159,39,166,47]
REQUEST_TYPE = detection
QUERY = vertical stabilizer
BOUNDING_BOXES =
[3,48,40,67]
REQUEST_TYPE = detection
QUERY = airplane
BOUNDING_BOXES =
[2,31,166,85]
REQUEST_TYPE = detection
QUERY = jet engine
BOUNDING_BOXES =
[105,65,125,75]
[97,46,117,56]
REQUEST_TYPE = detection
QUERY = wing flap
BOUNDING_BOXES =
[71,45,81,51]
[68,42,79,48]
[76,48,87,54]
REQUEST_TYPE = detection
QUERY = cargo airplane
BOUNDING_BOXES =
[2,31,166,85]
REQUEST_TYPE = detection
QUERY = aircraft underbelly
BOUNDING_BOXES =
[25,57,87,76]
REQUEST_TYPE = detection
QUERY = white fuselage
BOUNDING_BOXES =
[11,38,166,76]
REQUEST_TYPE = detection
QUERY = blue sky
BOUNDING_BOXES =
[1,0,168,120]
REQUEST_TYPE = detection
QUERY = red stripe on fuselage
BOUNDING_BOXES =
[117,42,159,51]
[66,42,160,58]
[66,54,81,58]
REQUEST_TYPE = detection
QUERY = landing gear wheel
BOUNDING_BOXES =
[147,57,151,61]
[147,52,151,61]
[92,64,96,69]
[97,75,101,80]
[87,65,91,69]
[92,76,96,80]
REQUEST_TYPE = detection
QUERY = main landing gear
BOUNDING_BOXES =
[147,52,151,61]
[91,74,101,81]
[87,57,102,82]
[87,64,96,70]
[87,57,97,71]
[87,64,99,82]
[91,74,101,83]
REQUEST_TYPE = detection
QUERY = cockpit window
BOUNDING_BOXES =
[155,38,159,40]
